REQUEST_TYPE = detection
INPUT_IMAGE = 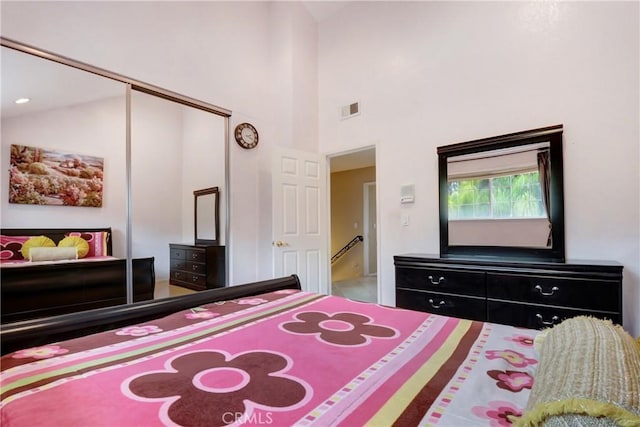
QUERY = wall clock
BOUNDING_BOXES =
[234,122,259,149]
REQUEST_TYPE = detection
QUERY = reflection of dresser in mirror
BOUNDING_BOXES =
[169,244,225,291]
[171,187,226,291]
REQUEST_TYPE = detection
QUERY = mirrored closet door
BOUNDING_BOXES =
[1,45,129,250]
[130,90,227,298]
[0,38,230,322]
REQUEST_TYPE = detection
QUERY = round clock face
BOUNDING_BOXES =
[234,123,259,149]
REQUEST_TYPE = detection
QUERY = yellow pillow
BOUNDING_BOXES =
[57,236,90,258]
[20,236,56,259]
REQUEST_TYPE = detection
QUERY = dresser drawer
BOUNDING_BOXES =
[170,260,204,274]
[170,259,187,271]
[186,262,205,274]
[487,300,621,329]
[186,273,206,287]
[486,273,620,312]
[171,248,186,260]
[170,270,186,282]
[396,267,484,297]
[396,288,486,321]
[171,271,206,286]
[186,249,206,262]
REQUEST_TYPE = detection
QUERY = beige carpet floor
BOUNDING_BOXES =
[331,275,377,303]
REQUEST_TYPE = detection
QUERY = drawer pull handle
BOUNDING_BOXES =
[192,253,199,259]
[192,265,198,271]
[192,276,199,282]
[428,275,445,285]
[534,285,559,296]
[536,313,559,326]
[428,298,445,309]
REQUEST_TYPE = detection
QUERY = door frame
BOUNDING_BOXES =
[325,144,380,302]
[363,181,377,276]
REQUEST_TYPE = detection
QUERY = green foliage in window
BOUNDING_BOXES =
[448,171,545,220]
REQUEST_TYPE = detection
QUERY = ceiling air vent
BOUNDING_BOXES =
[341,102,360,120]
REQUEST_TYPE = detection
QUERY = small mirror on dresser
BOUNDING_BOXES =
[438,124,565,262]
[194,187,220,246]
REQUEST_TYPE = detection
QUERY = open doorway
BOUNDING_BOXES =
[328,147,377,303]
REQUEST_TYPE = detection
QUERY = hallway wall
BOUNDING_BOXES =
[331,166,376,282]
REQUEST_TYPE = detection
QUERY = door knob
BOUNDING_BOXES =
[272,240,287,247]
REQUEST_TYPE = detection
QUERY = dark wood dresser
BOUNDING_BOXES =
[169,244,226,291]
[394,254,623,329]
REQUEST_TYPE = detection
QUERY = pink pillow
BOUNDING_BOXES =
[65,231,110,257]
[0,235,31,261]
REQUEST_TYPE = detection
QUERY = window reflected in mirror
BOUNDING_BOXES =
[438,125,564,261]
[447,142,551,248]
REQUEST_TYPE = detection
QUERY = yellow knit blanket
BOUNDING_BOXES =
[513,317,640,427]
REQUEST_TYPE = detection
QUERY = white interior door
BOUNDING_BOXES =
[272,147,327,293]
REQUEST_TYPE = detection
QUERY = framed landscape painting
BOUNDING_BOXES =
[9,144,104,207]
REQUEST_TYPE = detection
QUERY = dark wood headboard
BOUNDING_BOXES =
[1,227,114,256]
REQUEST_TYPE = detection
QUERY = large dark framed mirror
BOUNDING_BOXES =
[194,187,220,246]
[438,124,565,262]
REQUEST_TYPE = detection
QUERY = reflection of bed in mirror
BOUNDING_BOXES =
[0,227,155,323]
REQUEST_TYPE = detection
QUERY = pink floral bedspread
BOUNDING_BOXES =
[0,290,538,426]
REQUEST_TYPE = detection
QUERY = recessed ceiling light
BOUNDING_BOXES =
[15,98,30,104]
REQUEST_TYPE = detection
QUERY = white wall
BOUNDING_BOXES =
[3,1,636,336]
[0,1,318,286]
[258,1,319,281]
[181,107,227,246]
[130,92,184,279]
[318,1,640,336]
[449,219,551,247]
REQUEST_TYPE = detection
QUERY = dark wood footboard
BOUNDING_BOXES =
[1,257,155,323]
[0,275,301,355]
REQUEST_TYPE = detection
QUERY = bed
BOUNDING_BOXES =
[0,227,155,323]
[1,275,638,426]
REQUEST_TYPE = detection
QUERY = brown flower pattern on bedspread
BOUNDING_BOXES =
[487,370,534,392]
[280,312,398,346]
[125,350,309,426]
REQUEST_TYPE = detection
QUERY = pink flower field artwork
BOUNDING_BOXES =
[9,144,104,207]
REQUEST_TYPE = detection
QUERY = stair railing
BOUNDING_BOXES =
[331,235,363,264]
